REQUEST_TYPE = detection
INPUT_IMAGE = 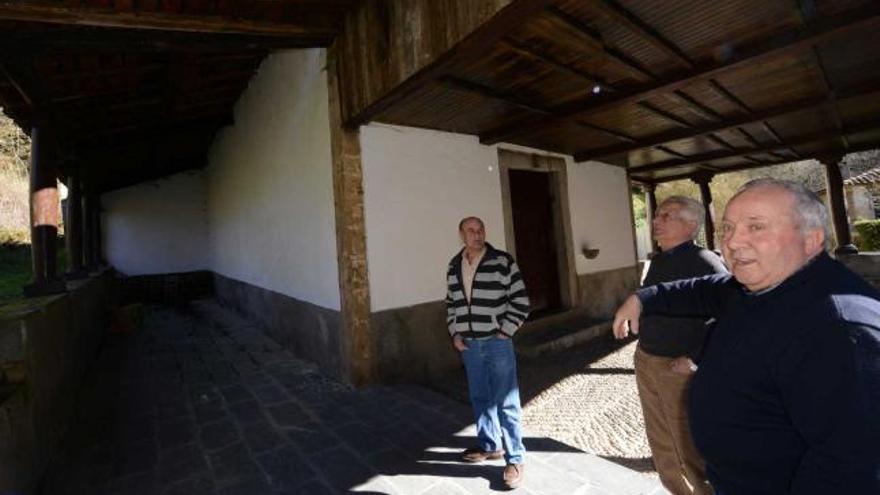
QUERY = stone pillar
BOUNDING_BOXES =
[24,126,66,297]
[643,183,659,253]
[327,43,377,386]
[64,170,87,279]
[692,171,716,251]
[820,154,858,255]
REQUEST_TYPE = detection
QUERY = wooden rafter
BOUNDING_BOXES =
[571,81,880,161]
[545,6,655,81]
[500,38,609,88]
[440,75,636,144]
[628,117,880,174]
[439,76,551,115]
[480,7,880,146]
[592,0,693,69]
[0,1,338,40]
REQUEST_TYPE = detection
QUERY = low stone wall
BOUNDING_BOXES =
[576,265,641,320]
[0,272,110,494]
[372,300,461,384]
[213,274,344,380]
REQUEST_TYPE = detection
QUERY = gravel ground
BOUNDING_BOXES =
[431,336,658,477]
[520,340,654,474]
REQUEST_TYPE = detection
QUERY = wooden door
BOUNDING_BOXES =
[508,169,562,315]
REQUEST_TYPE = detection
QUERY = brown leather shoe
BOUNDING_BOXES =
[460,446,504,463]
[503,463,524,489]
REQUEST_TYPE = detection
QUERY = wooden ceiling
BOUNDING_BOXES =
[1,0,878,192]
[0,0,358,192]
[353,0,880,184]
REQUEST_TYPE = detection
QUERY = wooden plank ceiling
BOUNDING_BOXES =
[352,0,880,184]
[0,0,357,192]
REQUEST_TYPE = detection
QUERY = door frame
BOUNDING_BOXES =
[498,149,577,310]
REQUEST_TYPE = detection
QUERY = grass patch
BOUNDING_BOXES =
[0,241,31,301]
[0,230,68,302]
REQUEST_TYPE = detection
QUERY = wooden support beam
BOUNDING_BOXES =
[500,38,610,88]
[480,7,880,145]
[637,101,692,128]
[691,171,716,251]
[0,1,338,40]
[593,0,693,69]
[672,89,724,121]
[572,81,880,161]
[327,43,376,386]
[634,140,880,184]
[24,125,66,297]
[545,5,655,81]
[819,154,858,254]
[439,76,551,115]
[627,117,880,174]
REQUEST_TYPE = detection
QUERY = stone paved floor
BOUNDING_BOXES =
[42,301,665,495]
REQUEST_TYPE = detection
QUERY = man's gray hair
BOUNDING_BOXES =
[660,195,705,238]
[733,178,830,248]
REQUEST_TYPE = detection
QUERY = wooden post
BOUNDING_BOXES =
[64,169,87,279]
[24,126,66,297]
[82,187,97,270]
[643,183,659,254]
[820,154,858,255]
[692,171,716,251]
[327,43,376,386]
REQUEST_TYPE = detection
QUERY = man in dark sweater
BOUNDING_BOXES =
[614,178,880,494]
[637,196,727,495]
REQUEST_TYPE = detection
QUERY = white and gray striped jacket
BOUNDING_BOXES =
[445,244,530,338]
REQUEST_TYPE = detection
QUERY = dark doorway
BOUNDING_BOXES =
[508,169,563,315]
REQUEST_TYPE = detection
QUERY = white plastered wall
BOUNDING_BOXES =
[360,123,636,311]
[567,160,637,274]
[102,170,209,276]
[206,49,341,310]
[360,124,506,312]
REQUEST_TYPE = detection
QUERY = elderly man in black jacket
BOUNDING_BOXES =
[635,196,727,495]
[614,178,880,495]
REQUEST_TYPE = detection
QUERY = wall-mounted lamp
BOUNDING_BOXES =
[581,246,600,259]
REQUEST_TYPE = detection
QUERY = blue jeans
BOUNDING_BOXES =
[460,336,525,464]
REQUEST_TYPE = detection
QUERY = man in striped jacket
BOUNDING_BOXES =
[446,216,530,490]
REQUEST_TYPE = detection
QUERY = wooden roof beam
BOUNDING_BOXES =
[591,0,693,69]
[500,38,610,89]
[571,81,880,161]
[545,6,655,81]
[0,1,338,41]
[480,6,880,145]
[638,139,880,184]
[440,76,636,144]
[627,117,880,174]
[438,76,551,115]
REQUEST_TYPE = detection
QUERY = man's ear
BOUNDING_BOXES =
[803,228,825,255]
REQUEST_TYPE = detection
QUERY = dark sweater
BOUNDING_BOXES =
[639,241,727,360]
[637,253,880,494]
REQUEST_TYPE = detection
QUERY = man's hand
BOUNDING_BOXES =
[612,294,642,339]
[497,333,510,340]
[453,335,468,351]
[670,357,697,375]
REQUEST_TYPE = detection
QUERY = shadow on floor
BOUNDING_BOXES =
[38,302,642,495]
